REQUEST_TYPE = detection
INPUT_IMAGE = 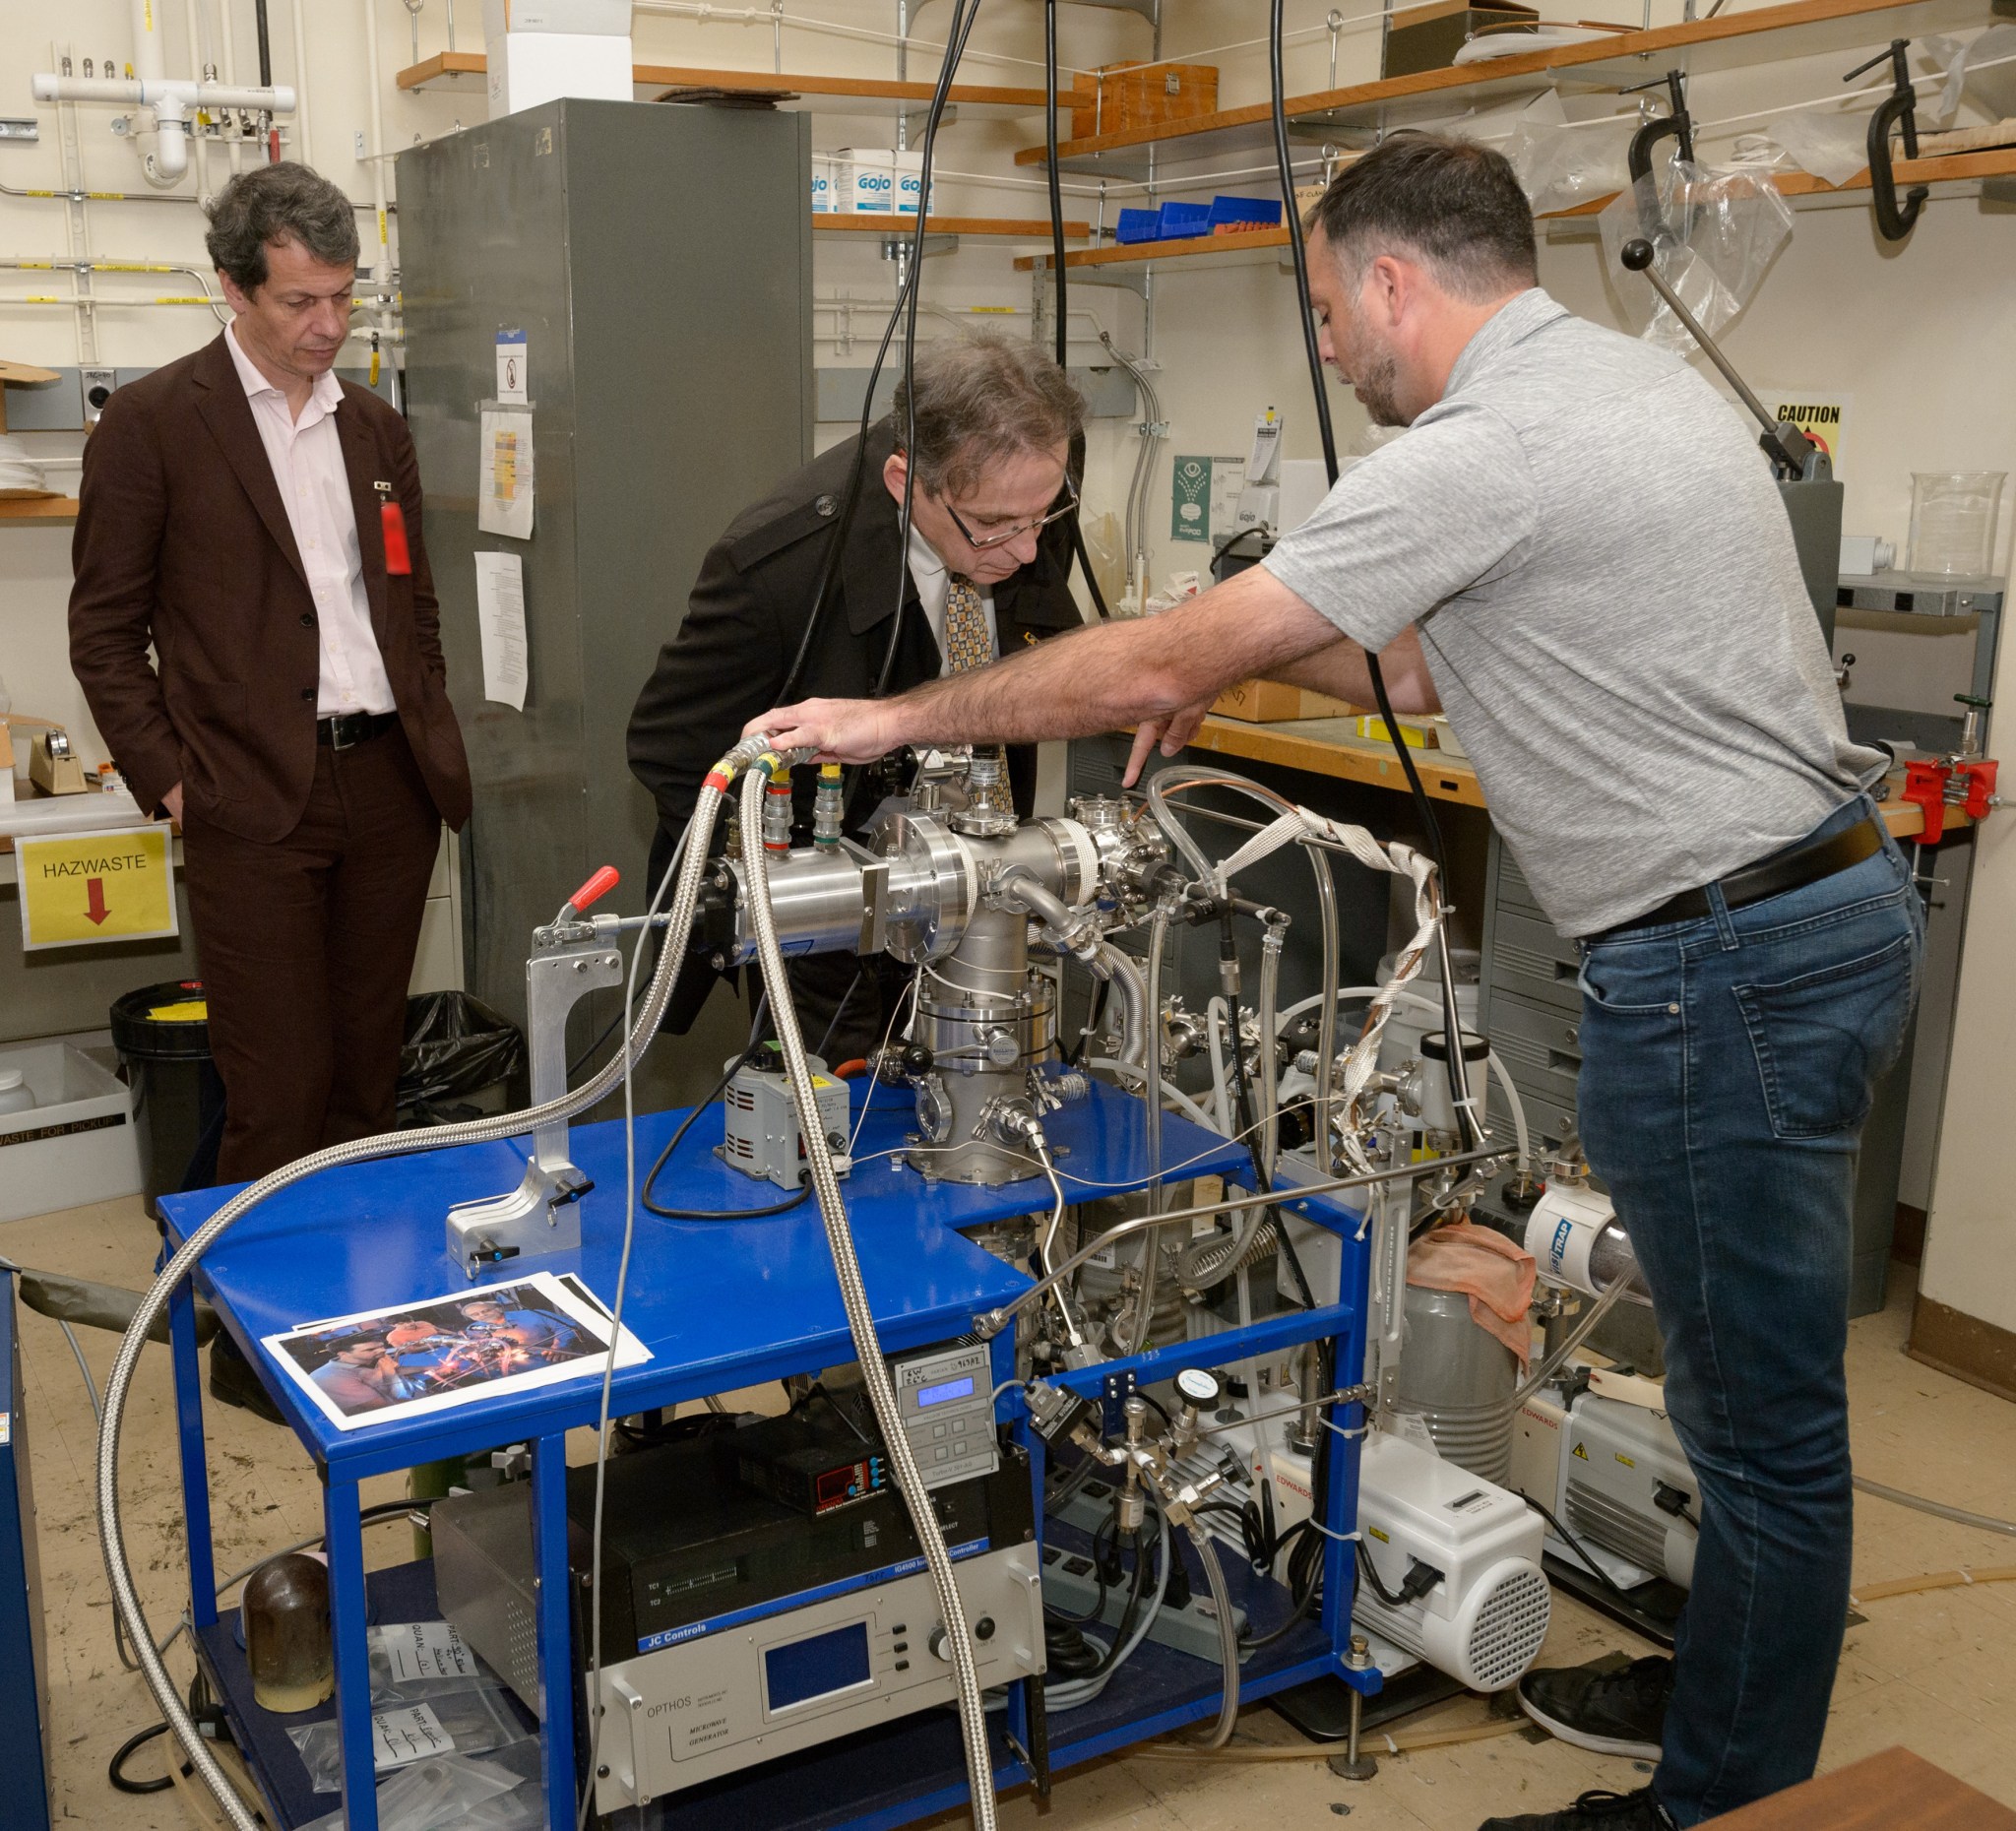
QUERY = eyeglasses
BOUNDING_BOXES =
[941,472,1079,552]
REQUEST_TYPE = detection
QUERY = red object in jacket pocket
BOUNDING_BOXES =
[382,501,412,576]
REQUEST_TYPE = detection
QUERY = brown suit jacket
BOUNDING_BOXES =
[69,332,472,844]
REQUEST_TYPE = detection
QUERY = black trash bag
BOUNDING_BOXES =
[397,992,525,1111]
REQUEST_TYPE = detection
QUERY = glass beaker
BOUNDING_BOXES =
[1908,472,2006,578]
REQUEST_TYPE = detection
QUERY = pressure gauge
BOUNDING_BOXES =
[1174,1366,1222,1409]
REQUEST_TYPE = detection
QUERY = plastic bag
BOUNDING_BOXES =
[1503,90,1635,219]
[287,1686,533,1793]
[294,1751,527,1831]
[1762,111,1873,187]
[1599,159,1794,354]
[397,992,525,1109]
[1924,24,2016,124]
[368,1620,505,1703]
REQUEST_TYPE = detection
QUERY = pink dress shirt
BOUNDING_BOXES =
[224,322,396,718]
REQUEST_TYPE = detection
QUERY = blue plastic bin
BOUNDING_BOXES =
[1208,195,1284,228]
[1155,201,1213,240]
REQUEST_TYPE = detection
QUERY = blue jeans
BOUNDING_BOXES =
[1574,794,1922,1826]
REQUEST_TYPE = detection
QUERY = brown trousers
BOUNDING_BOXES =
[181,724,443,1183]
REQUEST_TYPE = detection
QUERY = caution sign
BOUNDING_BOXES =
[1760,390,1852,471]
[16,825,178,950]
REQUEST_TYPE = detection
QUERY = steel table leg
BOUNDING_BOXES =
[532,1431,576,1831]
[324,1470,380,1831]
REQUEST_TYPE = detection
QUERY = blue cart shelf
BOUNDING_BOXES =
[159,1081,1375,1831]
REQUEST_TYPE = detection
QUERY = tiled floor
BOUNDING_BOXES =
[7,1192,2015,1830]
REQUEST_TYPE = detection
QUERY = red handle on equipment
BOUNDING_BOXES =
[381,500,412,576]
[565,866,620,916]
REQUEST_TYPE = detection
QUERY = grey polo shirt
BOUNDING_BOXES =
[1262,287,1883,937]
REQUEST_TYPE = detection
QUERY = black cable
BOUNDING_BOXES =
[1137,1390,1171,1427]
[1265,6,1474,1150]
[815,962,868,1060]
[638,992,819,1221]
[639,1058,812,1222]
[109,1720,186,1796]
[1041,0,1110,623]
[1522,1494,1646,1607]
[878,0,984,698]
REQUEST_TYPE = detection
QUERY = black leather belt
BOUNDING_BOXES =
[316,711,398,750]
[1619,816,1885,932]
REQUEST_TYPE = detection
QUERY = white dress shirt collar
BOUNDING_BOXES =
[225,319,344,426]
[905,524,997,675]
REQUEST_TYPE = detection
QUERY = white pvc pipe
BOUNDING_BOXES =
[289,0,313,164]
[32,76,296,110]
[133,0,169,82]
[360,0,394,383]
[216,0,243,172]
[182,0,214,201]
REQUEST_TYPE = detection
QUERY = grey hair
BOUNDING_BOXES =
[204,161,360,292]
[890,334,1085,499]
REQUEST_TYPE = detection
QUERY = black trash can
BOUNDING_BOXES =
[110,979,226,1223]
[397,992,526,1126]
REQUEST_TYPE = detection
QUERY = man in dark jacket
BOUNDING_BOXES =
[627,334,1089,1058]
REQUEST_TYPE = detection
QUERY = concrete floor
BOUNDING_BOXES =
[7,1191,2016,1831]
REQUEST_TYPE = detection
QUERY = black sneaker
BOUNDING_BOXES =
[1479,1787,1675,1831]
[1517,1653,1673,1760]
[208,1330,285,1425]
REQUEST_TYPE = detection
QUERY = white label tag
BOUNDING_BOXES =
[376,1621,481,1685]
[495,329,529,404]
[372,1704,455,1771]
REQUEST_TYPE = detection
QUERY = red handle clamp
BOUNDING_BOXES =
[564,866,620,917]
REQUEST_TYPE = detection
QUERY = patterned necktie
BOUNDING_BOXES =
[942,575,993,673]
[942,577,1012,812]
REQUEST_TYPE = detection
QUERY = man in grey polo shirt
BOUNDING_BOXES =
[750,135,1920,1828]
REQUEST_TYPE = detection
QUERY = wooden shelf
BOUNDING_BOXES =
[1014,0,1997,175]
[397,52,1051,114]
[1155,726,1966,840]
[1168,717,1488,808]
[0,496,77,525]
[1016,145,2016,275]
[819,212,1092,237]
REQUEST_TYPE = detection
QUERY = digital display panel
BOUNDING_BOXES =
[915,1374,976,1409]
[764,1621,872,1712]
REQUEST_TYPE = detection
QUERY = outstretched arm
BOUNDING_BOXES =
[749,563,1429,778]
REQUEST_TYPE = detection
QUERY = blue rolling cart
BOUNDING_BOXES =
[158,1082,1375,1831]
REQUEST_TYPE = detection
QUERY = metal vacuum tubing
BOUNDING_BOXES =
[1129,906,1174,1351]
[736,771,998,1828]
[1099,944,1149,1067]
[975,1143,1500,1335]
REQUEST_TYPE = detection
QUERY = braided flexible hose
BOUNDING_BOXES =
[94,765,742,1831]
[737,763,1000,1830]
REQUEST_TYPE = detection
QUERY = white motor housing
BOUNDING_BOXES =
[1559,1393,1698,1589]
[1353,1431,1550,1692]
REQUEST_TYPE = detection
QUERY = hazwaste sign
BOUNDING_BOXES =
[15,826,178,950]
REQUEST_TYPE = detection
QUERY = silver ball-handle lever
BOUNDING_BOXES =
[1619,236,1817,479]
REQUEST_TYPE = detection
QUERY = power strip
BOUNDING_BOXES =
[1040,1539,1248,1665]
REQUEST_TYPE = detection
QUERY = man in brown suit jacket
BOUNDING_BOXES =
[70,164,471,1324]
